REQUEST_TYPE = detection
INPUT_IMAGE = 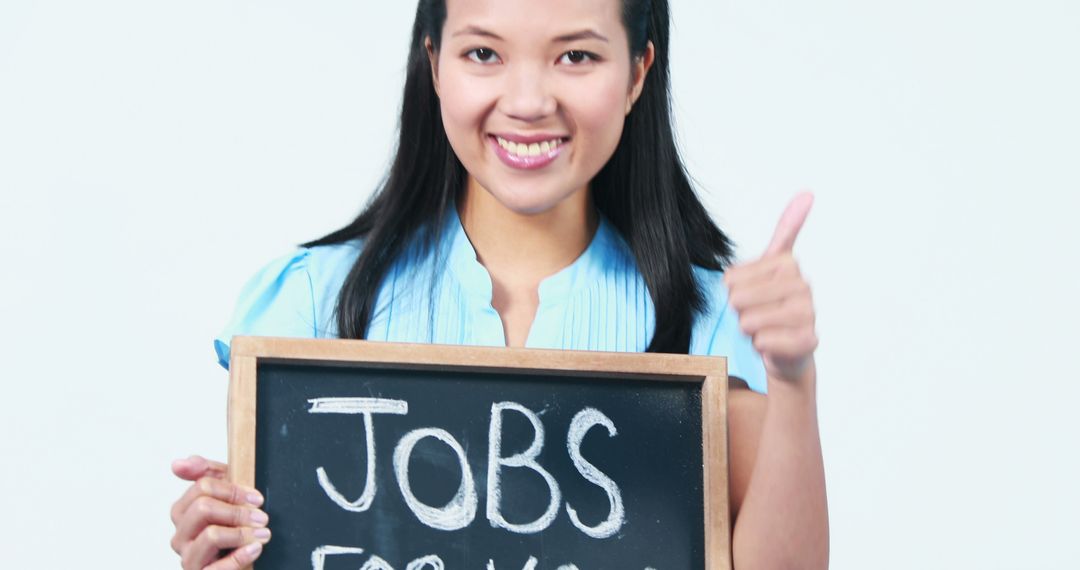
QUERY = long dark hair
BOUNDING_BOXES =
[304,0,734,353]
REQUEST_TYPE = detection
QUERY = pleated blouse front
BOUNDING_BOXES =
[214,209,767,393]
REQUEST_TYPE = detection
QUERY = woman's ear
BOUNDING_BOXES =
[626,41,656,115]
[425,37,440,96]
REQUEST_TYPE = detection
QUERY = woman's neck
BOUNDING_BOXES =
[457,178,598,290]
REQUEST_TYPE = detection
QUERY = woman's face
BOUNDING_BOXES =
[432,0,651,215]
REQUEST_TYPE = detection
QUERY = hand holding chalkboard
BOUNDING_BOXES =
[170,455,272,569]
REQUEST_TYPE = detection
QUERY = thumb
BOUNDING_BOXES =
[171,455,228,481]
[765,191,814,255]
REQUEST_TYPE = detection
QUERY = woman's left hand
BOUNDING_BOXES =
[724,193,818,384]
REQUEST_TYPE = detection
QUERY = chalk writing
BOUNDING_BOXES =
[486,402,562,534]
[308,397,408,512]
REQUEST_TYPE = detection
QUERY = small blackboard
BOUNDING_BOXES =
[228,337,731,570]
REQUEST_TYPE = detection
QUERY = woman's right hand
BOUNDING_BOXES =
[170,456,271,569]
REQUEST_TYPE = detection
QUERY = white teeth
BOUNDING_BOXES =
[495,136,565,157]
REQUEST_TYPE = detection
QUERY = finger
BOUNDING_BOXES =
[728,274,810,312]
[172,477,264,526]
[752,328,819,360]
[185,526,272,570]
[765,192,814,256]
[738,302,815,337]
[723,254,792,288]
[203,542,264,570]
[176,496,269,545]
[172,456,229,482]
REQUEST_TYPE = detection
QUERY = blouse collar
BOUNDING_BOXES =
[444,205,621,306]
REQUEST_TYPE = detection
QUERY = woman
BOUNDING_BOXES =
[170,0,828,568]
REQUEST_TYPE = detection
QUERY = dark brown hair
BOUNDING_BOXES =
[305,0,735,353]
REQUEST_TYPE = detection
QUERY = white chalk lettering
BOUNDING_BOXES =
[312,545,659,570]
[487,557,538,570]
[311,545,365,570]
[405,554,445,570]
[308,397,408,512]
[565,407,625,539]
[393,428,478,531]
[360,555,395,570]
[486,402,561,534]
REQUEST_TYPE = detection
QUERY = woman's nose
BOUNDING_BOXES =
[497,64,557,122]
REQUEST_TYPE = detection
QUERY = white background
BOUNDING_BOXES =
[1,1,1077,568]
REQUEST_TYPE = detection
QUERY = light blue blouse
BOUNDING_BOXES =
[215,209,768,393]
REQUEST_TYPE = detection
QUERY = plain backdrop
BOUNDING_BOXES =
[1,1,1077,568]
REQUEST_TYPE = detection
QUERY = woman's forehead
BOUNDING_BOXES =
[443,0,623,37]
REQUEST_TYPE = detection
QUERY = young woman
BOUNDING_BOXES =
[169,0,828,568]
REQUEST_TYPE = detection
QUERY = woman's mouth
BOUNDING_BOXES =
[489,134,569,170]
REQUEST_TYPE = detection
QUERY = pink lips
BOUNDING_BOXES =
[489,135,567,170]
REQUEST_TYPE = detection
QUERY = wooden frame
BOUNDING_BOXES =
[228,336,731,570]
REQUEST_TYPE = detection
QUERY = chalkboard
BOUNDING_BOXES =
[228,337,731,570]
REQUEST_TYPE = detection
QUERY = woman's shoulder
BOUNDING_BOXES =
[691,264,730,305]
[690,264,768,394]
[301,239,365,301]
[591,229,765,392]
[213,240,363,369]
[247,239,365,313]
[688,264,734,336]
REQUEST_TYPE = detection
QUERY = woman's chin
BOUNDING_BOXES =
[492,195,564,217]
[482,182,585,217]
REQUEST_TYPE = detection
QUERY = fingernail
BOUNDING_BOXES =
[243,542,263,558]
[250,509,269,525]
[254,528,272,542]
[246,490,264,506]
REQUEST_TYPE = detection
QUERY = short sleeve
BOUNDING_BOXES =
[214,249,317,370]
[691,268,768,394]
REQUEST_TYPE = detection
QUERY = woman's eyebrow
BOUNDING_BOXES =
[450,26,609,44]
[451,25,503,40]
[553,29,609,43]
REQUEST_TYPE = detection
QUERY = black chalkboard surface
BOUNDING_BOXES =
[227,337,731,570]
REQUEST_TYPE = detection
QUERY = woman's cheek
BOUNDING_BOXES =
[570,75,631,161]
[438,71,494,141]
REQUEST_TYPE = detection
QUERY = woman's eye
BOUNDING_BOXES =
[466,48,500,64]
[559,50,597,65]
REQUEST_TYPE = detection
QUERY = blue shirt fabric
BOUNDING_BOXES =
[214,208,768,393]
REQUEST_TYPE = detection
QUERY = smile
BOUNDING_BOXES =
[489,134,569,170]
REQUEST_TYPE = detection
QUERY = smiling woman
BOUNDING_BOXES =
[434,1,645,216]
[168,1,828,568]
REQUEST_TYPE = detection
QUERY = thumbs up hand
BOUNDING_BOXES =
[724,193,819,384]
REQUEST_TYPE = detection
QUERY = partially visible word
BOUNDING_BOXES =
[310,546,657,570]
